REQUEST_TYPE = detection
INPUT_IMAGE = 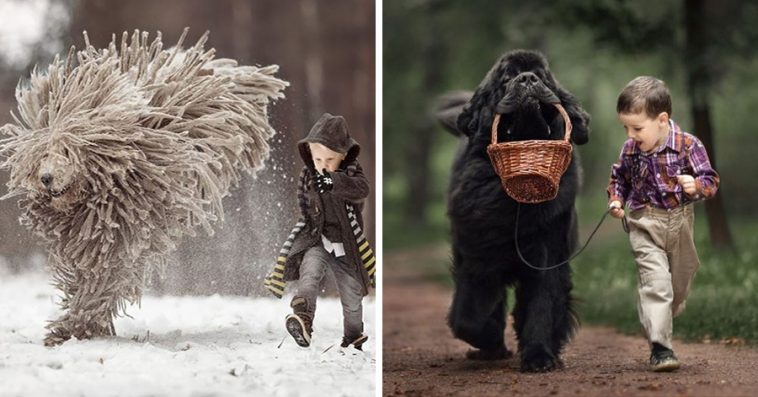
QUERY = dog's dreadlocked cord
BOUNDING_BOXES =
[514,204,625,271]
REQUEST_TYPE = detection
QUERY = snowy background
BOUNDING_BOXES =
[0,2,378,396]
[0,266,376,397]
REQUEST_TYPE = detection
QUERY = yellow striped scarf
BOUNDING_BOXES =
[263,203,375,298]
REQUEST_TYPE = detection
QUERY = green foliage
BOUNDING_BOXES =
[384,0,758,244]
[552,0,678,53]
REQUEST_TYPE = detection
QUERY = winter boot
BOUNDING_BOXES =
[341,334,369,351]
[286,297,313,348]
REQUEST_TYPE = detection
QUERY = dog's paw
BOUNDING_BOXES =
[519,344,564,372]
[465,345,513,361]
[43,328,71,347]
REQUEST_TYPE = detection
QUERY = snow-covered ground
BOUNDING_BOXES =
[0,269,376,397]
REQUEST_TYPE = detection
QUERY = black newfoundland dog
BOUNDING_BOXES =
[436,50,590,372]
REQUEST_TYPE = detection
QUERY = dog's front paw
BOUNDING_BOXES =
[465,345,513,361]
[520,344,564,372]
[44,327,71,347]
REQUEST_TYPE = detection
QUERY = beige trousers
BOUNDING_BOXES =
[627,205,700,350]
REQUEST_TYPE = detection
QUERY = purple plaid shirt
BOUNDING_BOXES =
[607,120,719,211]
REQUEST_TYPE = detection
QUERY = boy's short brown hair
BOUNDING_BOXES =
[617,76,672,118]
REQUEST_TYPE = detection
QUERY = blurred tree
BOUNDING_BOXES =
[683,0,734,250]
[403,1,446,227]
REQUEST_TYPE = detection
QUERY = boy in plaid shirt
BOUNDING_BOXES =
[607,76,719,372]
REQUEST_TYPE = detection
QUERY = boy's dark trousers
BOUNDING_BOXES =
[293,245,364,339]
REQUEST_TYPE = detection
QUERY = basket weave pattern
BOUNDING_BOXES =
[487,104,573,203]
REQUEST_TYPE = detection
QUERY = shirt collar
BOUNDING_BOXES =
[624,119,681,156]
[664,119,682,153]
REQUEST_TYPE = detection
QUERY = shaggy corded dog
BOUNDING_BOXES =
[0,29,288,346]
[436,50,590,372]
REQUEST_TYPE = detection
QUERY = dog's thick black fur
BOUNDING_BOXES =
[436,50,590,372]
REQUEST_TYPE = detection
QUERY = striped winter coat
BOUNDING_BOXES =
[264,113,375,298]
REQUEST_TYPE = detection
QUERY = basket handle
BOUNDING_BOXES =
[491,103,573,144]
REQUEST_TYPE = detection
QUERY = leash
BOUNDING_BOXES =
[514,204,628,271]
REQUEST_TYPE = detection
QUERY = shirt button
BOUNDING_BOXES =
[656,173,661,178]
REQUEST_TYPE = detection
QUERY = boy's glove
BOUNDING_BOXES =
[313,169,334,194]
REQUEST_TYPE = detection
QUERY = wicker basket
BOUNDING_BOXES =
[487,103,573,203]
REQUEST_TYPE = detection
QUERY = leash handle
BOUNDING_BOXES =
[609,203,630,234]
[515,204,615,271]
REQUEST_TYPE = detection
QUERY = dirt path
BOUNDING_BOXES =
[383,246,758,397]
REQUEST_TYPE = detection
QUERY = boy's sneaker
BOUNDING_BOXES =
[286,297,313,348]
[340,334,369,351]
[649,343,681,372]
[285,313,313,347]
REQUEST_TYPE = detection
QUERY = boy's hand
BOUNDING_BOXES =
[609,200,625,219]
[676,175,697,195]
[313,169,334,194]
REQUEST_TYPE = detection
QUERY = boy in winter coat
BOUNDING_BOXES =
[264,113,375,350]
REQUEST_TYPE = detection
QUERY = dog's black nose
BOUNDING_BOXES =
[41,173,53,187]
[515,72,539,86]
